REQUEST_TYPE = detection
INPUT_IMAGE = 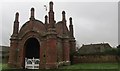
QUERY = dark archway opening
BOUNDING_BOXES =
[25,38,40,59]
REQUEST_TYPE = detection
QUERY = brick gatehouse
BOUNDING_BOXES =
[8,1,76,69]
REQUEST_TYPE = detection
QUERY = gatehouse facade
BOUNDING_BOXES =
[8,1,76,69]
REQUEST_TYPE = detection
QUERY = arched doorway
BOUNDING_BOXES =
[24,38,40,69]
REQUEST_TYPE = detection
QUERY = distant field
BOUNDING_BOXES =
[1,63,120,71]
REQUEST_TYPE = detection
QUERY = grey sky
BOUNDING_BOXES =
[1,0,118,47]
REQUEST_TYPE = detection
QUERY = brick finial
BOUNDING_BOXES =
[69,17,72,25]
[49,1,53,11]
[13,12,19,35]
[62,11,66,22]
[30,7,35,20]
[15,12,19,23]
[69,17,74,37]
[45,15,48,24]
[49,1,55,28]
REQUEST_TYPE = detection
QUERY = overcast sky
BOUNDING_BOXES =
[0,0,119,47]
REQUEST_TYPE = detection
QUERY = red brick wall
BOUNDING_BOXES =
[63,39,70,61]
[73,55,119,64]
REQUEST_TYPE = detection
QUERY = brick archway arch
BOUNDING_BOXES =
[17,31,42,68]
[24,37,40,69]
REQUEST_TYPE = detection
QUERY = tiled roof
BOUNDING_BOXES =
[78,43,112,54]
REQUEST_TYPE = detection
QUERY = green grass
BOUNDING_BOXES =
[0,63,10,70]
[0,63,2,70]
[59,63,119,69]
[0,63,119,71]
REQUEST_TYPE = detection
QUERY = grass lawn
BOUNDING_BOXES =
[0,63,2,70]
[0,63,10,70]
[59,63,119,69]
[0,63,120,71]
